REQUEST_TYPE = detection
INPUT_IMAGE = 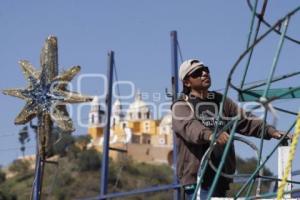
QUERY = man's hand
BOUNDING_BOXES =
[269,131,293,140]
[216,132,229,145]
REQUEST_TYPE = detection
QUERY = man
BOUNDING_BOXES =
[172,59,289,199]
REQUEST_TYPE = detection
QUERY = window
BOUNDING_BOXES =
[142,134,151,144]
[144,122,150,132]
[132,135,140,144]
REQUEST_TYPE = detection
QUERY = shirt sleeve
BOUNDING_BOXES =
[172,101,212,144]
[224,97,277,139]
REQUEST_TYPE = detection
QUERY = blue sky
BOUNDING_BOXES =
[0,0,299,179]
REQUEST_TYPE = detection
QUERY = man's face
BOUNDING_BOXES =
[184,67,211,90]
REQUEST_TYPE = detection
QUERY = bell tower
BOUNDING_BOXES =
[88,96,104,139]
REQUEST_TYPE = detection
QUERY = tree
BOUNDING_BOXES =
[0,191,17,200]
[47,126,74,157]
[0,166,6,184]
[75,135,91,150]
[8,159,31,175]
[227,156,273,196]
[18,126,30,157]
[76,148,101,172]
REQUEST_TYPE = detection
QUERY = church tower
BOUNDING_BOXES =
[88,96,104,140]
[111,98,124,127]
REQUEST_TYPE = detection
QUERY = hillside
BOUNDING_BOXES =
[0,135,273,199]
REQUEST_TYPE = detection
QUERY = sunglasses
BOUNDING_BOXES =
[188,67,210,79]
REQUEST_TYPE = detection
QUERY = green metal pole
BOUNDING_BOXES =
[190,76,233,199]
[245,109,268,197]
[234,119,296,198]
[191,118,236,200]
[262,17,289,98]
[242,71,300,92]
[206,120,239,199]
[240,0,259,90]
[242,17,290,198]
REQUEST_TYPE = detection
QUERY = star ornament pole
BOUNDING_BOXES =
[3,36,92,200]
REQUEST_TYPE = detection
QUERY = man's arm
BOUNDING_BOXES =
[172,101,212,144]
[224,97,280,139]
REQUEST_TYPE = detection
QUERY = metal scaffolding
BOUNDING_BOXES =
[192,1,300,199]
[80,2,300,199]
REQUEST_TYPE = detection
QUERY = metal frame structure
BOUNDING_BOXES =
[85,2,300,199]
[100,51,114,198]
[192,2,300,199]
[87,31,182,200]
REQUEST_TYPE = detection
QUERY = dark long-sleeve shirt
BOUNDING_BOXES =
[172,92,277,189]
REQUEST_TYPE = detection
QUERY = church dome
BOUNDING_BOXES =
[113,98,121,108]
[126,91,151,120]
[160,112,172,126]
[128,98,149,112]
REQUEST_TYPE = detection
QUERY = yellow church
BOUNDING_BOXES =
[87,92,173,165]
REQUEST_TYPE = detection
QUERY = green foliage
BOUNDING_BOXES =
[0,168,33,200]
[236,157,272,176]
[47,126,75,157]
[110,155,173,195]
[0,191,17,200]
[76,148,101,172]
[8,159,31,175]
[66,144,81,160]
[75,135,91,150]
[227,156,273,197]
[18,126,29,157]
[52,172,74,199]
[48,132,92,159]
[0,167,6,184]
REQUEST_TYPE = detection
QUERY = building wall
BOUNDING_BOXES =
[151,134,173,147]
[126,143,172,165]
[140,120,159,135]
[87,101,173,165]
[88,127,103,140]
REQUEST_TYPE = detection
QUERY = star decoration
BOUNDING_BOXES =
[3,60,92,132]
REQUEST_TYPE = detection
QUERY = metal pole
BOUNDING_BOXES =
[242,17,290,197]
[33,154,43,199]
[262,17,289,98]
[100,51,114,199]
[234,119,296,198]
[32,121,42,200]
[206,120,238,199]
[170,30,180,200]
[171,30,179,101]
[32,36,59,200]
[86,184,181,200]
[34,113,50,200]
[240,0,259,90]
